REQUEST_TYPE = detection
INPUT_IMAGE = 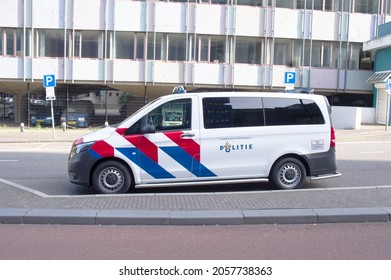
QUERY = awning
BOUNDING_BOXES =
[366,71,391,84]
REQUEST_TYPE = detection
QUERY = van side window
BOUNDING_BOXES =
[203,97,264,129]
[147,98,192,131]
[263,97,325,126]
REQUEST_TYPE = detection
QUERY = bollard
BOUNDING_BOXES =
[104,121,109,127]
[20,123,24,133]
[62,122,67,132]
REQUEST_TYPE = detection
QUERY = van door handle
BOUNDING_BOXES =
[181,133,195,138]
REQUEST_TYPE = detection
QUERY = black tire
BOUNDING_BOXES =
[270,157,306,190]
[92,161,132,194]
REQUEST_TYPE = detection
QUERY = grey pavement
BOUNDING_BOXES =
[1,124,391,225]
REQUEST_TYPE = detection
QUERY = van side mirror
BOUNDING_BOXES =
[140,123,156,134]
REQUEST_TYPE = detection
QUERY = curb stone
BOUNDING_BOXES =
[1,208,390,226]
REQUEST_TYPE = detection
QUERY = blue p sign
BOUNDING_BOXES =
[284,72,296,84]
[386,78,391,90]
[43,74,56,88]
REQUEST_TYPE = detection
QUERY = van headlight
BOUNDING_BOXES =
[69,141,95,160]
[78,117,86,122]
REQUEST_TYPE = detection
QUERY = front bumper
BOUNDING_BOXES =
[67,149,98,186]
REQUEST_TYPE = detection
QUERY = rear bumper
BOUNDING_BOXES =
[303,148,339,177]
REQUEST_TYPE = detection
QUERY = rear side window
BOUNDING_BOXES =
[263,97,325,126]
[203,97,264,129]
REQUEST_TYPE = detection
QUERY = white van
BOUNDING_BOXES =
[68,91,341,194]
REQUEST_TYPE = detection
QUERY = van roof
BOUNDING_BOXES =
[167,90,326,101]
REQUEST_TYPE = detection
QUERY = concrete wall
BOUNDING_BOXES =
[331,106,376,129]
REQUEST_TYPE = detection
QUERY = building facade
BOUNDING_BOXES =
[364,21,391,125]
[0,0,390,125]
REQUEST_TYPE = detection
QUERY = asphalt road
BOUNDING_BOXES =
[0,141,390,195]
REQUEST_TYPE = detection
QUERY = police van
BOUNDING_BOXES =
[67,89,341,194]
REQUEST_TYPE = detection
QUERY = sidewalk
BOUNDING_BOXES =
[0,125,391,225]
[0,126,94,143]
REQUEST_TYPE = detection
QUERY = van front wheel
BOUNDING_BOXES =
[92,161,132,194]
[270,158,306,190]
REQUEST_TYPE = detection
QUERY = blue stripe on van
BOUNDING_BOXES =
[117,147,175,179]
[160,146,217,177]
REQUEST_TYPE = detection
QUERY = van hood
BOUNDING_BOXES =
[80,126,116,143]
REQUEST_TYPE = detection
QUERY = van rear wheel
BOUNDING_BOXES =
[92,161,132,194]
[270,158,306,190]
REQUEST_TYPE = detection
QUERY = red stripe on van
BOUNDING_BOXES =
[126,136,159,163]
[164,131,200,162]
[91,140,114,157]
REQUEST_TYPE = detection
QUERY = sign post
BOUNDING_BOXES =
[385,78,391,131]
[43,74,56,139]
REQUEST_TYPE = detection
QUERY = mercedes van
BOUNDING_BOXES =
[68,91,341,194]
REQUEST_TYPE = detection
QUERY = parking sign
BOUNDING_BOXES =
[284,72,296,84]
[386,78,391,95]
[43,74,56,88]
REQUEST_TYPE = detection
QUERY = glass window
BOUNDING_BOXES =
[136,33,144,59]
[297,0,323,10]
[211,0,228,4]
[116,32,134,59]
[168,34,186,61]
[16,29,23,56]
[350,43,361,70]
[203,97,264,129]
[302,40,339,68]
[237,0,263,6]
[339,42,348,69]
[359,50,374,70]
[0,28,3,55]
[25,29,32,57]
[74,31,102,59]
[74,31,81,58]
[311,41,322,67]
[147,33,155,60]
[331,42,339,68]
[263,98,325,126]
[334,0,350,12]
[81,31,101,58]
[297,0,307,9]
[194,35,226,63]
[313,0,324,10]
[293,40,303,67]
[147,99,192,131]
[274,39,292,66]
[235,37,261,64]
[322,42,331,67]
[6,29,14,56]
[147,33,165,61]
[38,29,64,57]
[199,36,208,62]
[106,31,113,59]
[324,0,332,10]
[354,0,378,14]
[210,36,225,63]
[276,0,294,8]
